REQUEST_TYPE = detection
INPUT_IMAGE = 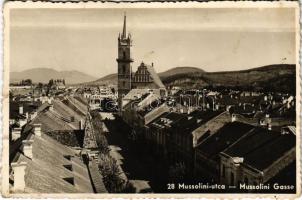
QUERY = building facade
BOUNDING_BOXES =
[116,15,166,112]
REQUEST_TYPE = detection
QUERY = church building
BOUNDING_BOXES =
[117,14,166,111]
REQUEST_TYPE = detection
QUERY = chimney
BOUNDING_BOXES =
[243,103,246,110]
[33,124,42,137]
[22,140,34,159]
[232,157,244,167]
[231,114,237,122]
[267,123,272,131]
[19,105,23,115]
[79,119,84,130]
[12,128,22,141]
[281,127,289,135]
[25,112,29,121]
[49,104,54,111]
[19,119,27,128]
[11,162,27,192]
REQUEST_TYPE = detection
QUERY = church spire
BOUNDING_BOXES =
[122,13,127,39]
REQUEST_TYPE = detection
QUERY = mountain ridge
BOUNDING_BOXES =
[10,68,97,84]
[81,64,295,88]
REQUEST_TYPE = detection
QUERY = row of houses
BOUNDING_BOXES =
[121,89,296,191]
[9,95,107,193]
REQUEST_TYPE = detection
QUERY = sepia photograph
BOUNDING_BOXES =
[2,1,300,198]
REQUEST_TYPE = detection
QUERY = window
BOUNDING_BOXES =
[222,164,226,178]
[63,164,73,171]
[120,65,125,74]
[63,177,74,185]
[123,51,126,59]
[230,172,234,185]
[63,155,73,161]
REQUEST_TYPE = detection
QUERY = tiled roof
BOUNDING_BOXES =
[170,111,224,136]
[192,111,231,144]
[31,111,74,132]
[196,122,255,159]
[149,112,185,128]
[65,96,88,116]
[145,64,165,88]
[216,95,238,106]
[123,89,150,100]
[267,160,296,186]
[223,127,295,171]
[88,160,108,193]
[137,99,165,116]
[53,99,85,126]
[9,101,41,120]
[10,129,94,193]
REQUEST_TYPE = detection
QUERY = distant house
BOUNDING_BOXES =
[219,126,295,188]
[9,123,106,193]
[145,110,227,173]
[194,122,255,182]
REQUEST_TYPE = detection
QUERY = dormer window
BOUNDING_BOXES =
[63,177,74,185]
[63,164,73,171]
[63,155,73,161]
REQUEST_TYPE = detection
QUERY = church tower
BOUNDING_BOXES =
[117,14,133,111]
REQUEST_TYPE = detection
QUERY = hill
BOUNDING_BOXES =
[10,68,97,84]
[79,64,296,93]
[81,66,204,86]
[158,67,205,78]
[81,73,117,86]
[162,64,295,93]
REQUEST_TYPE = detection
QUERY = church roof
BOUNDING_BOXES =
[122,14,127,39]
[145,64,165,88]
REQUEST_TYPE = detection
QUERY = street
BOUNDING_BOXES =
[103,113,169,193]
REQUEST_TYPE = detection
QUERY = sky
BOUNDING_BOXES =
[10,7,296,78]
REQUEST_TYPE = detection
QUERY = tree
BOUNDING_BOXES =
[98,154,125,193]
[48,79,54,86]
[9,91,13,100]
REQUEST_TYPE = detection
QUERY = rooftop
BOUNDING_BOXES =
[223,127,296,171]
[31,110,74,132]
[123,89,150,101]
[10,125,95,193]
[150,112,185,128]
[196,122,255,160]
[9,101,41,120]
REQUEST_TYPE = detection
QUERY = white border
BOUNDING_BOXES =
[2,1,301,199]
